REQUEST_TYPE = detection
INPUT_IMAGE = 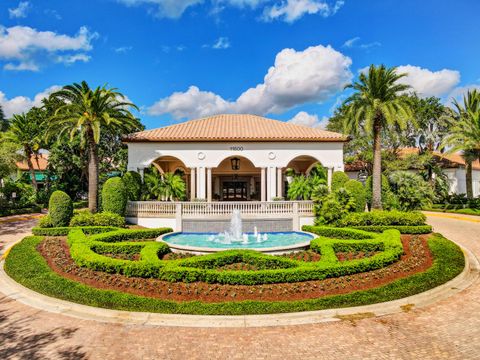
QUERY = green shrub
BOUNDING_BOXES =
[344,180,366,212]
[38,215,54,228]
[32,226,120,236]
[388,171,435,211]
[123,171,142,201]
[102,177,127,216]
[93,212,125,227]
[336,210,426,227]
[314,188,356,225]
[73,200,88,209]
[48,190,73,227]
[331,171,349,191]
[348,225,432,234]
[70,211,126,227]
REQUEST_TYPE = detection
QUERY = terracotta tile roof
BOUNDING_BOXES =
[434,152,480,170]
[124,114,348,142]
[16,153,48,171]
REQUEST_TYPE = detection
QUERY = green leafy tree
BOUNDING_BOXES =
[0,133,20,181]
[161,172,186,201]
[142,168,186,201]
[0,105,8,131]
[442,90,480,199]
[343,65,414,209]
[287,174,326,200]
[49,81,140,212]
[4,112,45,191]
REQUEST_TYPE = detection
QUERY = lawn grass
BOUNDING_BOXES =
[424,208,480,216]
[3,234,465,315]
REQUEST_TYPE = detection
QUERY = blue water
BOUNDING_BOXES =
[162,232,314,249]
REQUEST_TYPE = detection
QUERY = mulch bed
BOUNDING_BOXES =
[37,235,433,303]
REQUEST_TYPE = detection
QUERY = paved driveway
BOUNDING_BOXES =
[1,213,480,360]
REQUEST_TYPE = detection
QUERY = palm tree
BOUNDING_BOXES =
[343,65,413,209]
[5,113,43,191]
[49,81,139,212]
[162,172,186,201]
[442,90,480,199]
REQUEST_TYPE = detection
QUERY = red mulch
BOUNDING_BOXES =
[38,235,433,303]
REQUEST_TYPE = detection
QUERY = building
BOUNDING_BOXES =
[15,153,49,187]
[124,114,347,231]
[345,148,480,197]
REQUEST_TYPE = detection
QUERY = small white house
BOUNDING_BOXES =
[123,114,347,231]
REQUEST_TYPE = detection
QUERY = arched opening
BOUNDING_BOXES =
[147,156,191,200]
[212,156,261,201]
[283,155,325,200]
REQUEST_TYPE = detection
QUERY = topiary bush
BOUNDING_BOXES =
[48,190,73,227]
[331,171,350,191]
[102,177,127,216]
[70,210,125,228]
[336,210,426,227]
[344,179,366,212]
[38,215,54,228]
[123,171,142,201]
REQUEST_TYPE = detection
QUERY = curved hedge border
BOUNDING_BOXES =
[3,233,465,315]
[66,226,403,285]
[32,226,121,237]
[346,225,432,234]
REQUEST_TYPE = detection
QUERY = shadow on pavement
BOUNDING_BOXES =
[0,297,87,360]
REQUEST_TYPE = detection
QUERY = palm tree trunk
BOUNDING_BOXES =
[87,137,99,213]
[25,147,38,192]
[372,117,383,210]
[466,160,473,199]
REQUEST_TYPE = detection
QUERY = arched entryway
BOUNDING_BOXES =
[283,155,331,198]
[150,156,192,199]
[212,156,261,201]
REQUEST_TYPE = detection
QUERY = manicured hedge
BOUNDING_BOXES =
[344,179,366,212]
[0,205,42,217]
[32,226,120,237]
[48,190,73,227]
[331,171,349,191]
[4,233,464,315]
[102,177,127,216]
[336,210,426,227]
[69,211,126,228]
[66,227,404,285]
[348,225,432,234]
[123,171,142,201]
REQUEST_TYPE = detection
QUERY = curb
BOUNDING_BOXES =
[1,240,478,328]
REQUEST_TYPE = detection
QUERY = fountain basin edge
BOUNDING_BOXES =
[156,231,316,255]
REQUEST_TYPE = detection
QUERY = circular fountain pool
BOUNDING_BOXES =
[158,231,315,254]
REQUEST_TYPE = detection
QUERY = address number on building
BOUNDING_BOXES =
[229,146,244,151]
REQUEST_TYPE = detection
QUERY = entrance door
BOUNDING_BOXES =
[222,181,247,201]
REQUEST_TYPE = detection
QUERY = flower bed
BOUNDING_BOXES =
[4,233,464,315]
[65,227,404,285]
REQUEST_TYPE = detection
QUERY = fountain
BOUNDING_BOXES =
[159,209,314,253]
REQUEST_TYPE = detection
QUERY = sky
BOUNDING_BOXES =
[0,0,479,130]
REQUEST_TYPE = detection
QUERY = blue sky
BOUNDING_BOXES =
[1,0,479,130]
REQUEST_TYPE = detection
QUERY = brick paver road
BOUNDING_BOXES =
[1,213,480,359]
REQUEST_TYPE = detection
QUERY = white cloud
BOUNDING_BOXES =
[263,0,344,23]
[0,85,61,117]
[343,37,381,50]
[3,61,38,71]
[116,0,203,18]
[44,9,62,20]
[212,37,231,49]
[446,84,480,106]
[0,25,98,71]
[55,53,91,65]
[9,1,30,19]
[148,85,232,119]
[396,65,460,98]
[148,44,352,119]
[288,111,328,128]
[114,46,133,53]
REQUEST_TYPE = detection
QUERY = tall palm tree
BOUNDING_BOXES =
[49,81,139,212]
[5,113,43,191]
[442,90,480,199]
[343,65,413,209]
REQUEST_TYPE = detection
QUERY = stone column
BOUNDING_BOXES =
[327,166,334,190]
[137,167,145,181]
[267,167,277,200]
[277,167,283,199]
[197,167,206,199]
[260,167,266,202]
[207,167,212,202]
[190,167,196,201]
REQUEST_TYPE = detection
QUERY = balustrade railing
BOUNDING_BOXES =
[126,201,314,218]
